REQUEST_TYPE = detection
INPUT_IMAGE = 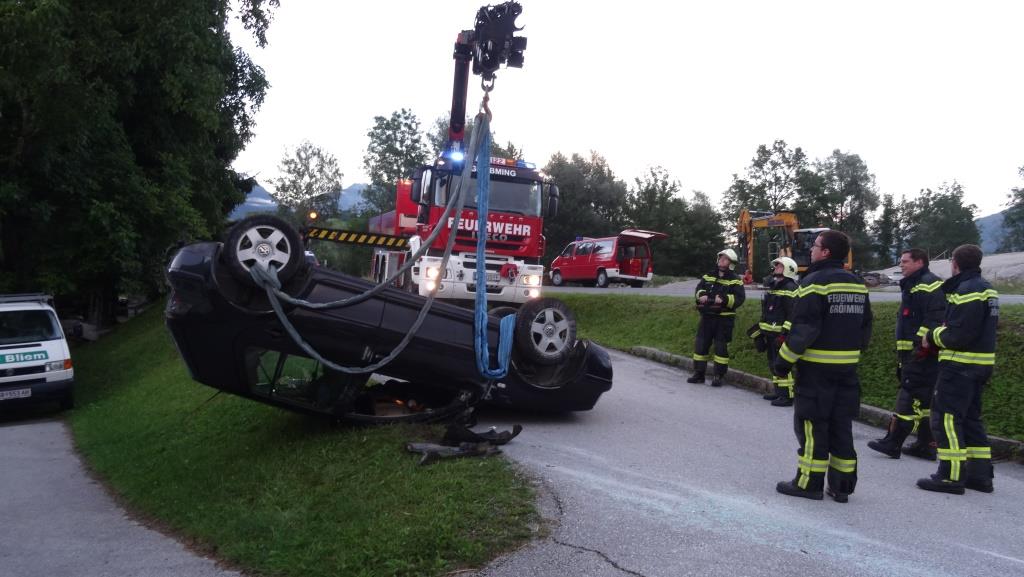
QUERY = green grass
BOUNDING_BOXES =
[991,279,1024,295]
[558,294,1024,442]
[68,306,537,577]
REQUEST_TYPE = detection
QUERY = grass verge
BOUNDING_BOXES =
[68,306,537,577]
[557,294,1024,442]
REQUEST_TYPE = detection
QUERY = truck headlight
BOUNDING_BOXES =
[45,360,66,372]
[523,275,541,287]
[425,266,440,280]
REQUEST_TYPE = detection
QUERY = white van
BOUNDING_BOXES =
[0,294,75,410]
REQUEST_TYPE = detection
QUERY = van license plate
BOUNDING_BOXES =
[478,272,500,284]
[0,388,31,401]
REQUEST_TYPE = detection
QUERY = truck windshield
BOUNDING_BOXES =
[0,310,62,345]
[433,174,542,217]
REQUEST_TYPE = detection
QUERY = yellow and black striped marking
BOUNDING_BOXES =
[306,227,409,249]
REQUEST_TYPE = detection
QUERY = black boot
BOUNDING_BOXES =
[771,392,793,407]
[776,475,823,501]
[826,486,849,503]
[965,460,995,493]
[710,377,723,387]
[917,477,965,494]
[762,386,780,400]
[867,416,911,459]
[686,372,706,384]
[901,423,937,460]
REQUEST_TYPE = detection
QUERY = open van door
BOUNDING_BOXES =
[616,230,668,286]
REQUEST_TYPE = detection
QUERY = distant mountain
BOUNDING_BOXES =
[339,183,368,211]
[227,183,277,220]
[227,182,370,220]
[976,210,1006,254]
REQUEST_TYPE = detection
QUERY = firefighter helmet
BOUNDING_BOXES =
[771,256,799,280]
[717,248,738,270]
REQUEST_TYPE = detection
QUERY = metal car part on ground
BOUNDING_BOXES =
[164,216,612,424]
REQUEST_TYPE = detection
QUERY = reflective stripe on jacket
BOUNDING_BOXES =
[779,259,873,367]
[925,268,998,366]
[695,269,746,317]
[760,276,797,333]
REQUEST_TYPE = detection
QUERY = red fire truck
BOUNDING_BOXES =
[368,156,557,306]
[367,2,558,307]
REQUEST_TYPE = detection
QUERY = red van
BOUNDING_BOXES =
[549,229,668,288]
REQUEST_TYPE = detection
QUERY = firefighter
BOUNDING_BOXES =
[687,249,746,387]
[773,230,872,503]
[749,256,799,407]
[867,248,944,460]
[917,244,998,495]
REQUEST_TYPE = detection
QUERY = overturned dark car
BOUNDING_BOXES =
[164,216,613,423]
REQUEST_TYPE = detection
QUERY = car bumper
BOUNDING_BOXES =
[0,376,74,405]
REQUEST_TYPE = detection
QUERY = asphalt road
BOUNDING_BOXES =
[474,350,1024,577]
[546,281,1024,304]
[0,416,240,577]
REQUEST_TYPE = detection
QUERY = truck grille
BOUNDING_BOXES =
[1,365,46,377]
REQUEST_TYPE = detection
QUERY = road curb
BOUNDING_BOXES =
[629,346,1023,463]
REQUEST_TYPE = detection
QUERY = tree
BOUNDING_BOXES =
[675,191,727,275]
[799,150,880,268]
[870,194,898,267]
[542,151,628,263]
[999,166,1024,252]
[270,141,344,222]
[721,140,809,222]
[905,182,980,258]
[426,113,524,159]
[0,0,277,324]
[362,109,430,215]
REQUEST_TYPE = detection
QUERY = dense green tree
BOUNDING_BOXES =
[676,191,727,275]
[799,150,880,268]
[362,108,430,216]
[0,0,277,323]
[999,166,1024,252]
[721,140,809,222]
[542,151,628,264]
[270,141,344,222]
[871,194,899,267]
[905,182,980,259]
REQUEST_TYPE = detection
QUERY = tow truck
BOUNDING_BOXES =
[356,2,557,308]
[164,2,612,423]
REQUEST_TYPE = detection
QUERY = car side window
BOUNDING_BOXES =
[593,240,613,257]
[576,242,593,256]
[560,243,575,258]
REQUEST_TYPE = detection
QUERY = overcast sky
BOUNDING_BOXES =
[228,1,1023,218]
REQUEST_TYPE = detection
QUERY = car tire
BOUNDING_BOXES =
[551,270,564,286]
[224,215,306,287]
[515,298,577,366]
[595,270,609,288]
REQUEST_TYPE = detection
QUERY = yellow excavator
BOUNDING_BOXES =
[737,209,852,285]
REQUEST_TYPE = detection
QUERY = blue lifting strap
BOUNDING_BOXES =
[473,115,515,379]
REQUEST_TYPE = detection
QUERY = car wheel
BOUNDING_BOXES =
[595,270,609,288]
[224,215,306,287]
[551,270,564,286]
[515,298,577,366]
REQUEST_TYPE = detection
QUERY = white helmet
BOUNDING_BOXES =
[771,256,799,281]
[717,248,738,270]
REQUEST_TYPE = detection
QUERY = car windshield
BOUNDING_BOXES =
[0,309,62,345]
[433,174,542,217]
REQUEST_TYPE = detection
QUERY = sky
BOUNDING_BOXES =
[228,1,1024,219]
